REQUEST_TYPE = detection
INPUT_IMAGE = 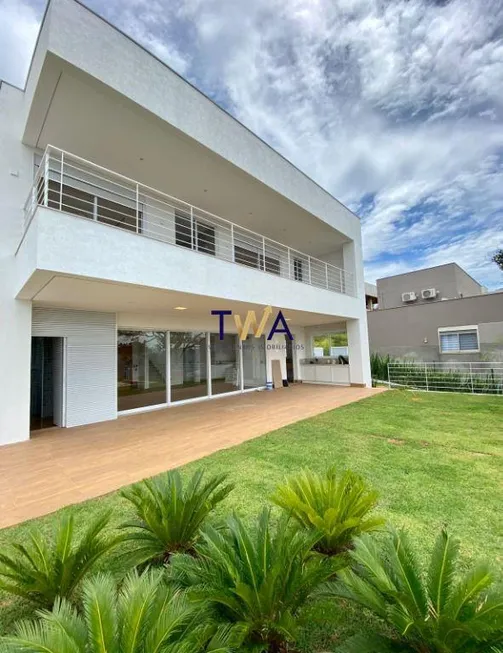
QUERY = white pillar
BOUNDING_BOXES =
[0,285,32,444]
[0,85,34,444]
[346,317,371,387]
[343,232,371,387]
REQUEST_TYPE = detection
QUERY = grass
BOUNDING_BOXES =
[1,390,502,648]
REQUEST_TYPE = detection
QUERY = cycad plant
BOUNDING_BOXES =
[271,466,384,555]
[169,508,342,653]
[121,469,234,565]
[329,529,503,652]
[0,511,122,608]
[1,568,235,653]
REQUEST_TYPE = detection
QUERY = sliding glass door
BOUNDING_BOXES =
[117,331,167,411]
[117,329,266,411]
[210,334,240,395]
[242,335,267,389]
[170,332,208,402]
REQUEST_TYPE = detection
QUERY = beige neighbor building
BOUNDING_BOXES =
[367,263,503,362]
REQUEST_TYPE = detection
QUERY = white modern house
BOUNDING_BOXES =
[0,0,371,446]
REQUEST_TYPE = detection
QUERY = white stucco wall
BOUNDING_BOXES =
[0,84,34,445]
[18,209,366,320]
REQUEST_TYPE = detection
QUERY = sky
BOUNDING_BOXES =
[1,0,502,288]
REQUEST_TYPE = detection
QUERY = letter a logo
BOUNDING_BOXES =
[234,305,273,341]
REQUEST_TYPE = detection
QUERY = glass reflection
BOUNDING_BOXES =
[117,331,167,411]
[210,333,241,395]
[170,332,208,402]
[242,335,267,389]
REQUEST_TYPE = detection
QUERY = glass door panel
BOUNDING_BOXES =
[170,332,208,402]
[210,333,240,395]
[117,331,167,411]
[242,335,267,389]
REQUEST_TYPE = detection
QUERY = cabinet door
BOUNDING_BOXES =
[302,366,316,382]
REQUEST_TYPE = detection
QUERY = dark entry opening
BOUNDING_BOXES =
[285,337,295,383]
[30,337,64,431]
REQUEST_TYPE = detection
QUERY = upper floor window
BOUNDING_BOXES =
[293,258,303,281]
[233,241,280,275]
[175,209,216,256]
[438,327,479,353]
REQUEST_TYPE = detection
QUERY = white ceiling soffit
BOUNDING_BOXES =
[33,275,346,327]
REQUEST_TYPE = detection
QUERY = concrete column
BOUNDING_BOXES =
[0,85,34,445]
[347,317,372,387]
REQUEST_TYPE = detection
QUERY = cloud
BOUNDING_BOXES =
[3,0,503,288]
[0,0,42,88]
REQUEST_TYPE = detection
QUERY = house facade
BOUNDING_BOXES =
[0,0,371,446]
[368,264,503,362]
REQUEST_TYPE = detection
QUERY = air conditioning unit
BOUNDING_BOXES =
[421,288,437,300]
[401,291,417,303]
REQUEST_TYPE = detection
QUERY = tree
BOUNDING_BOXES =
[492,249,503,272]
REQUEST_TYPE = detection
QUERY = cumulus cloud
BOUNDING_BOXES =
[3,0,503,288]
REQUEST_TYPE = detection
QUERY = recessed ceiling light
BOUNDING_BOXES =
[174,306,188,310]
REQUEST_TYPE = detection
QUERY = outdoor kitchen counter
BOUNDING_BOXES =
[300,362,350,385]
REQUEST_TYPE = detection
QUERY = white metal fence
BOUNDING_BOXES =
[387,361,503,395]
[23,145,355,296]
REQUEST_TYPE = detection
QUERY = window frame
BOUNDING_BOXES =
[438,325,480,354]
[311,331,348,357]
[174,210,216,256]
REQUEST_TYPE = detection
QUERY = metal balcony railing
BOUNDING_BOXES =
[23,145,355,296]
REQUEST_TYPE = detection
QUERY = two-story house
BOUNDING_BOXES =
[0,0,371,445]
[368,263,503,362]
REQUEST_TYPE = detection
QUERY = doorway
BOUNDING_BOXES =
[30,337,66,431]
[285,336,295,383]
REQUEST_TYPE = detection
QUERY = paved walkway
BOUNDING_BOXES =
[0,384,384,528]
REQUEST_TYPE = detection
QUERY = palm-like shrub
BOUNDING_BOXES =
[0,511,122,608]
[271,467,384,555]
[1,568,233,653]
[169,508,342,653]
[121,470,234,565]
[329,529,503,652]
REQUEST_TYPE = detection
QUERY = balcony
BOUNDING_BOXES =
[22,146,355,297]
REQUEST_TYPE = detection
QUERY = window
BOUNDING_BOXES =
[175,210,192,249]
[44,179,141,233]
[439,327,479,353]
[293,258,303,281]
[196,221,216,255]
[234,244,280,275]
[175,210,216,255]
[312,332,348,357]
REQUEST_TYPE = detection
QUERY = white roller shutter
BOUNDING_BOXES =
[32,308,116,427]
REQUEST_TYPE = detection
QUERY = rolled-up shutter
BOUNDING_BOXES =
[32,308,116,427]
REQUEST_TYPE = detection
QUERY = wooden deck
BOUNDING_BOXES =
[0,384,384,528]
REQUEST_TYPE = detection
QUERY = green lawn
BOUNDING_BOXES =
[1,390,502,648]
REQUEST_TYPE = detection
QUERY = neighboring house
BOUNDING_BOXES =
[368,263,503,362]
[364,282,378,311]
[0,0,371,446]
